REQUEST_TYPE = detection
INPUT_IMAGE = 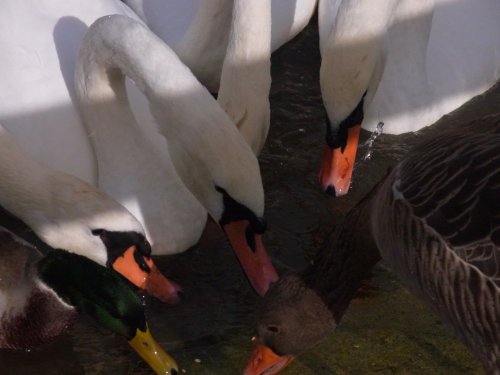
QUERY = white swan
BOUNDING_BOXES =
[74,14,278,295]
[318,0,500,196]
[0,0,207,256]
[123,0,318,93]
[0,123,179,303]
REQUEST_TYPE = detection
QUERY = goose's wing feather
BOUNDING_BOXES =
[396,118,500,284]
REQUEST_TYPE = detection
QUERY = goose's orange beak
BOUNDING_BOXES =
[319,125,361,196]
[112,246,181,304]
[244,344,294,375]
[223,221,279,296]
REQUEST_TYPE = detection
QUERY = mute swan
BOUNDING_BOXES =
[123,0,318,93]
[0,227,178,375]
[0,0,207,257]
[0,124,179,303]
[244,117,500,374]
[318,0,500,196]
[74,15,278,296]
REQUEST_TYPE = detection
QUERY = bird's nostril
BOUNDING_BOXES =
[325,185,337,197]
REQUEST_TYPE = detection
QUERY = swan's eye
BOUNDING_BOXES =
[267,325,280,334]
[133,247,151,273]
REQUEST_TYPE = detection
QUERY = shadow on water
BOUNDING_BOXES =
[2,14,499,375]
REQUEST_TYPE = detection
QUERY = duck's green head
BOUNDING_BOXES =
[37,250,178,375]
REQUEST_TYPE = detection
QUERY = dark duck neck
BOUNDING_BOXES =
[302,188,381,323]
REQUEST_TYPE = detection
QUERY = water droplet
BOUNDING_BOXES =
[361,122,384,161]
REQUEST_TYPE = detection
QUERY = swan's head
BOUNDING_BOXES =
[215,185,278,296]
[157,95,279,296]
[244,275,335,375]
[319,31,372,197]
[319,35,375,197]
[211,137,279,297]
[31,179,180,304]
[319,97,364,197]
[318,0,393,197]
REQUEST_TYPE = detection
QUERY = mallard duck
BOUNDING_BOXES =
[244,117,500,374]
[318,0,500,196]
[0,227,178,375]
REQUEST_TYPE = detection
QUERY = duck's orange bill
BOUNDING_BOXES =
[243,344,294,375]
[319,125,361,196]
[223,221,279,296]
[112,246,180,304]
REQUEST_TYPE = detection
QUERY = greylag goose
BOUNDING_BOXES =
[0,227,178,375]
[245,117,500,374]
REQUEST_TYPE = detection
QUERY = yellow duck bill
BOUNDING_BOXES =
[128,325,179,375]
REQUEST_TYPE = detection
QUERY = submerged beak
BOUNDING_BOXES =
[243,344,294,375]
[112,246,181,304]
[129,325,178,375]
[223,221,279,296]
[319,125,361,196]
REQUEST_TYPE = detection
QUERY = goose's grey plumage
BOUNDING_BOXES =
[373,118,500,372]
[245,117,500,375]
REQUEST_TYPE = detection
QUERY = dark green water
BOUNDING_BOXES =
[1,15,498,375]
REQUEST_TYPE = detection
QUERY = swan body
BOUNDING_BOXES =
[245,118,500,374]
[75,15,278,296]
[0,124,178,303]
[318,0,500,195]
[0,227,178,375]
[0,0,207,255]
[123,0,318,93]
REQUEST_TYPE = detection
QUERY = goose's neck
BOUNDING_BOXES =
[303,191,381,323]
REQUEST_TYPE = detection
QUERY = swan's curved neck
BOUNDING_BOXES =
[177,0,233,92]
[217,0,272,154]
[0,125,62,233]
[75,15,264,220]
